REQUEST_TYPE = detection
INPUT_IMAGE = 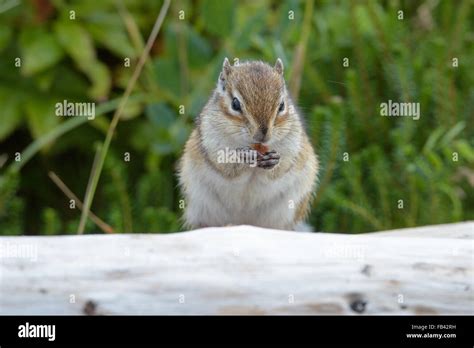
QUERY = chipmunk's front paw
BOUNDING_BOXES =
[257,150,280,169]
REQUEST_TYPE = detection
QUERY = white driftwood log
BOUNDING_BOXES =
[0,222,473,315]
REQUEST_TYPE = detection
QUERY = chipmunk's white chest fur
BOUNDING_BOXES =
[187,164,297,229]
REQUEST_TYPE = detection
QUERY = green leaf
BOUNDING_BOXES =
[49,65,89,97]
[440,121,465,147]
[0,25,12,52]
[153,58,180,99]
[86,21,136,58]
[236,9,267,51]
[53,20,111,99]
[200,0,235,37]
[120,100,143,120]
[0,88,22,141]
[146,102,175,128]
[423,126,445,153]
[187,27,213,67]
[84,62,111,100]
[54,20,96,67]
[454,140,474,162]
[20,27,64,76]
[169,119,191,151]
[24,97,59,141]
[163,25,212,69]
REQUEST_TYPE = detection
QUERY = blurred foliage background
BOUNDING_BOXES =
[0,0,473,235]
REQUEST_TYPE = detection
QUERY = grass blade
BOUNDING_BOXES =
[77,0,171,234]
[48,171,115,234]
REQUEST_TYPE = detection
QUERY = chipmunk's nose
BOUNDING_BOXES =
[254,126,268,142]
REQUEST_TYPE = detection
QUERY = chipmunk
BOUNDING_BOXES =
[178,58,319,231]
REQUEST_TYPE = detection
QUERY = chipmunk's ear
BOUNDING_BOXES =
[221,57,232,77]
[274,58,284,75]
[218,57,232,92]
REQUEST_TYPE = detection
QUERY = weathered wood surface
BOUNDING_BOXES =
[0,222,472,315]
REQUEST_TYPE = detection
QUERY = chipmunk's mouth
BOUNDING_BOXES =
[250,143,270,155]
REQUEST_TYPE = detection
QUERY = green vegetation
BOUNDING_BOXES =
[0,0,473,235]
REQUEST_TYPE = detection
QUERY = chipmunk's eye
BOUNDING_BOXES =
[231,97,242,112]
[278,101,285,113]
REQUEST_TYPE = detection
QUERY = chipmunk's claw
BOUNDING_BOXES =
[257,150,280,169]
